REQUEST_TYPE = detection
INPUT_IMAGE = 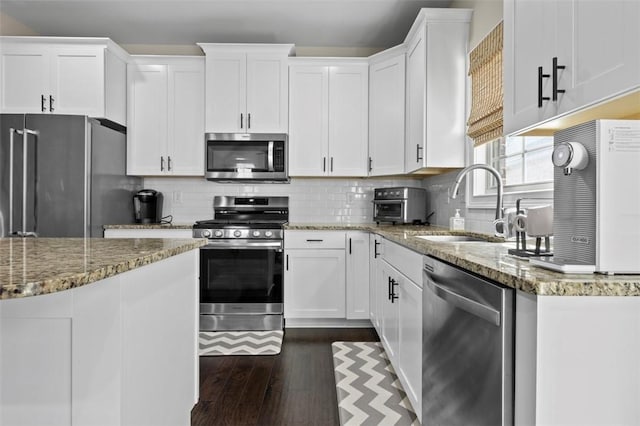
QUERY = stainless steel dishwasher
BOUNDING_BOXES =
[422,255,514,426]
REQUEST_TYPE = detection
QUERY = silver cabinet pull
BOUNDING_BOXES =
[160,156,165,171]
[240,113,244,129]
[416,144,423,162]
[330,157,334,172]
[41,95,46,112]
[247,113,251,129]
[369,157,373,172]
[323,157,326,172]
[49,95,54,112]
[168,156,172,171]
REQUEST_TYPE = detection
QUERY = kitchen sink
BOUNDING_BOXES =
[416,235,488,243]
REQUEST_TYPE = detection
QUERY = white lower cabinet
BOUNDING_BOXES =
[380,262,400,361]
[346,231,370,319]
[0,251,198,426]
[284,248,346,318]
[368,234,384,331]
[379,238,423,421]
[284,231,346,319]
[397,274,422,419]
[284,230,370,322]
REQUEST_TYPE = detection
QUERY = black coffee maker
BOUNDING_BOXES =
[133,189,163,223]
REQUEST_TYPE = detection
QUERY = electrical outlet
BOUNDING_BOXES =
[173,191,183,204]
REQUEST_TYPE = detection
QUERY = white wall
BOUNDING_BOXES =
[450,0,503,49]
[0,12,38,36]
[144,176,422,224]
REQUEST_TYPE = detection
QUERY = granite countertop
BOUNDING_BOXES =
[104,223,194,229]
[0,237,206,300]
[285,223,640,296]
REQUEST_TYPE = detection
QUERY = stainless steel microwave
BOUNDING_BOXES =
[205,133,288,182]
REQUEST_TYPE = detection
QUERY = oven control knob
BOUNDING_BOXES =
[202,230,211,238]
[265,231,273,237]
[233,230,242,238]
[252,230,261,237]
[213,230,223,238]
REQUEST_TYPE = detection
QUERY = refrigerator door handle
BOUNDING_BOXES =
[9,128,17,235]
[13,128,40,237]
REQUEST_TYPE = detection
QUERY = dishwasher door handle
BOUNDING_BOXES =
[425,277,501,326]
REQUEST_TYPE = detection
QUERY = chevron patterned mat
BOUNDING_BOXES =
[199,331,283,356]
[332,341,419,426]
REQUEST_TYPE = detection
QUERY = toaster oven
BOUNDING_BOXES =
[373,187,427,224]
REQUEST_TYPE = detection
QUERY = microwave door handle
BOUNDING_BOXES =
[268,141,274,171]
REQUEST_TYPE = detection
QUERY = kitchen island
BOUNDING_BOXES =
[0,237,206,426]
[286,223,640,425]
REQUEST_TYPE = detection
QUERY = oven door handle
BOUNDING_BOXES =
[202,240,283,250]
[372,200,405,205]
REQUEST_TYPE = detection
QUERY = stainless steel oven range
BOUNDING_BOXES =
[193,196,288,331]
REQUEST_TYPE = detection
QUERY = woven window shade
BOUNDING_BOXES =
[467,21,503,147]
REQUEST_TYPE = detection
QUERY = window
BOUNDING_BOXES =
[469,135,554,207]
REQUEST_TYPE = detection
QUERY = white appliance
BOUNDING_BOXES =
[531,119,640,274]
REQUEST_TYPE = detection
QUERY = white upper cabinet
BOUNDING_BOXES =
[403,9,471,173]
[0,37,127,125]
[368,46,406,176]
[289,58,369,177]
[288,65,329,175]
[127,56,204,176]
[198,44,293,133]
[504,0,640,135]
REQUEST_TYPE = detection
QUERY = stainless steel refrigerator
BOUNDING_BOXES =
[0,114,143,238]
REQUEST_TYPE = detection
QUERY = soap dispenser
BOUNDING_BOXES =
[450,209,465,231]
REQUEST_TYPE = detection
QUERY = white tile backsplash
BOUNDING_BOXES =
[143,176,421,224]
[421,170,497,235]
[144,173,499,234]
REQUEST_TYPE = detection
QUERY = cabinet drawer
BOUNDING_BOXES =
[284,230,345,249]
[382,238,423,287]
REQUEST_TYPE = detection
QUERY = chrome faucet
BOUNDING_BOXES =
[451,164,505,236]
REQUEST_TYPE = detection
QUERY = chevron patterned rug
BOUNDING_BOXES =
[332,341,419,426]
[199,331,284,356]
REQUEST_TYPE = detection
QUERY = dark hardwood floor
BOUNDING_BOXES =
[191,328,379,426]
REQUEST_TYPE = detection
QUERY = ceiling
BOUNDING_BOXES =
[0,0,453,50]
